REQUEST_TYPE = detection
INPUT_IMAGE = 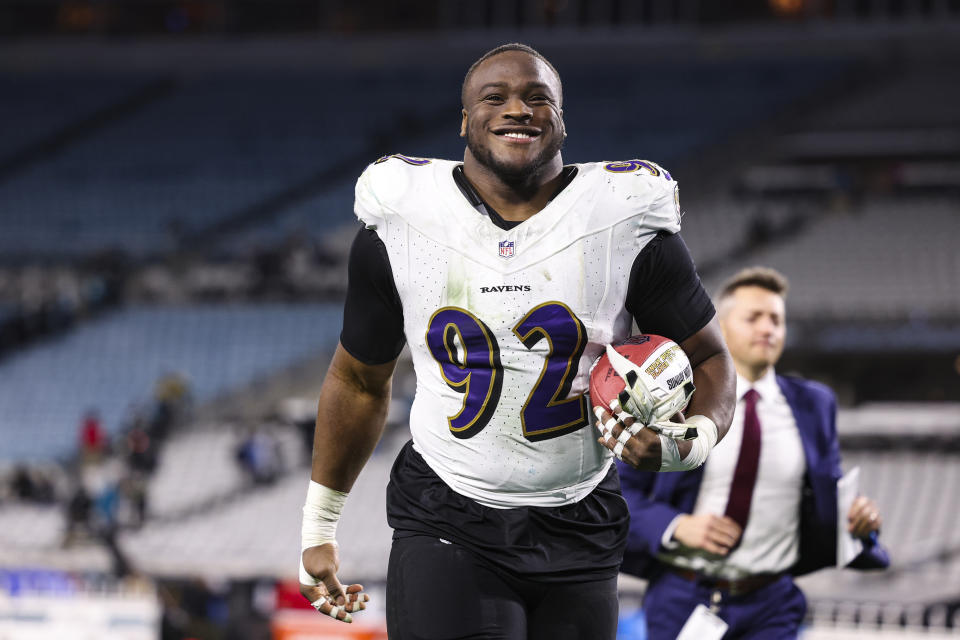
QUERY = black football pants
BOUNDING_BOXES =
[386,534,619,640]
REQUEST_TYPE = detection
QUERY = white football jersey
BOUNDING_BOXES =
[354,154,681,508]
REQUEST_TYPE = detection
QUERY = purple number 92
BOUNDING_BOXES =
[425,302,589,442]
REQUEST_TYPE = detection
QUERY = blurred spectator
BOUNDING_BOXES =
[11,465,36,500]
[81,452,123,532]
[151,371,192,440]
[235,426,282,486]
[279,397,316,464]
[79,409,106,460]
[123,423,157,527]
[63,486,93,547]
[122,471,150,529]
[9,465,55,503]
[160,578,225,640]
[126,420,158,475]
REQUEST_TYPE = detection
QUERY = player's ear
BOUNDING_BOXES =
[560,109,567,137]
[460,109,468,138]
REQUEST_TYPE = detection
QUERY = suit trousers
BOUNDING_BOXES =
[642,570,807,640]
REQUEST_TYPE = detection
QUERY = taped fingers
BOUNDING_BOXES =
[306,584,370,623]
[603,417,618,436]
[311,597,352,623]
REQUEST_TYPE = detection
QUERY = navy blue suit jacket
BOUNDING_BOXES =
[618,374,889,580]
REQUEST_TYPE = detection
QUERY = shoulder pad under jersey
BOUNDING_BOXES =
[588,159,682,234]
[354,154,442,231]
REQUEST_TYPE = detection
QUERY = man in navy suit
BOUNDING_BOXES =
[618,266,889,639]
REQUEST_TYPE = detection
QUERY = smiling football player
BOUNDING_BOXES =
[297,43,736,639]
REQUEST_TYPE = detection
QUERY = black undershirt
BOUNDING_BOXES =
[451,164,580,231]
[340,167,715,365]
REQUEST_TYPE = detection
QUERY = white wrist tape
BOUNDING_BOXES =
[299,480,348,585]
[658,435,681,471]
[659,415,718,472]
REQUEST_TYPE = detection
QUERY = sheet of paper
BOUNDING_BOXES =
[677,604,728,640]
[837,466,863,568]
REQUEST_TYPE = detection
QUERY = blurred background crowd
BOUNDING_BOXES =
[0,1,958,638]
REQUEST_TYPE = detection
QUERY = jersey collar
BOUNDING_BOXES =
[451,165,579,231]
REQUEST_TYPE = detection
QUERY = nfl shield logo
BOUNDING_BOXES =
[498,240,515,259]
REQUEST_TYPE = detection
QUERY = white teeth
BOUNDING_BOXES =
[502,132,532,139]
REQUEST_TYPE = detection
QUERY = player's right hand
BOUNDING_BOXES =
[672,514,742,556]
[300,543,370,623]
[594,405,663,471]
[595,405,694,470]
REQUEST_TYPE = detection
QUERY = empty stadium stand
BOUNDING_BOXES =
[0,69,463,259]
[0,57,851,261]
[699,196,960,320]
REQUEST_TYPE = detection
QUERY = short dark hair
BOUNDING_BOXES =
[717,266,789,301]
[461,43,562,108]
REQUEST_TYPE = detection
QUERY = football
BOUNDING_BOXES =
[588,334,695,425]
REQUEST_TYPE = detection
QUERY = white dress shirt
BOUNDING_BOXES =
[658,367,806,579]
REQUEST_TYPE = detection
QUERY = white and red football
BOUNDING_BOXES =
[588,334,695,425]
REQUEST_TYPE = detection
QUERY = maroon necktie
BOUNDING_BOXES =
[724,388,762,531]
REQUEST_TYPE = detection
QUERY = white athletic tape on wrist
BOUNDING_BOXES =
[302,480,348,548]
[658,435,680,471]
[300,480,348,585]
[659,415,718,471]
[649,420,694,440]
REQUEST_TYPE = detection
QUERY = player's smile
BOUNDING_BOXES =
[492,126,541,144]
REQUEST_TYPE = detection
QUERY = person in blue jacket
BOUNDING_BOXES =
[618,266,889,639]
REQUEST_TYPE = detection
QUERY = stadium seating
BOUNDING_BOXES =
[680,196,805,268]
[700,196,960,320]
[797,63,960,132]
[0,304,343,461]
[0,72,153,160]
[0,58,848,259]
[561,58,850,166]
[119,425,403,580]
[0,69,463,258]
[797,449,960,611]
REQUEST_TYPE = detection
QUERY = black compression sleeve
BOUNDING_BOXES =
[626,232,715,344]
[339,226,406,364]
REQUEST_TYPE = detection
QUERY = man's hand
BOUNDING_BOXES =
[299,543,369,623]
[672,514,743,556]
[595,406,661,470]
[595,406,693,470]
[847,496,882,539]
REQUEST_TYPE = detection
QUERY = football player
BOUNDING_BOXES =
[298,43,736,639]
